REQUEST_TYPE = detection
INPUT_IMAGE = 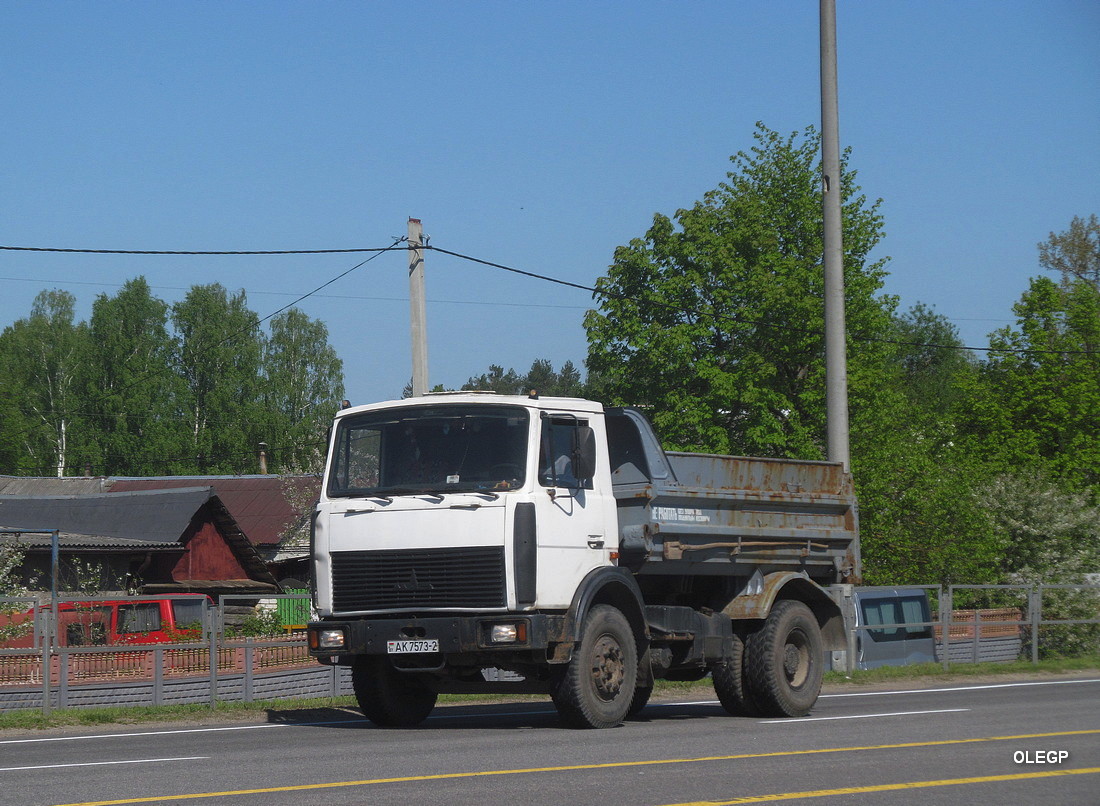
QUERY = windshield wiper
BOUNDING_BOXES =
[455,490,500,501]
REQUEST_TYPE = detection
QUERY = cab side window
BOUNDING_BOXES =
[538,418,592,489]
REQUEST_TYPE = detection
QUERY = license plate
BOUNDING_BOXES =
[386,639,439,654]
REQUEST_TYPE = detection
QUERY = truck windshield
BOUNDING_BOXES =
[327,404,530,498]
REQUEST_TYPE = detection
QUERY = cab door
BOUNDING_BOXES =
[529,413,613,608]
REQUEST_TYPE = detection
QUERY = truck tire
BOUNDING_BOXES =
[712,632,762,717]
[626,683,653,718]
[352,656,438,728]
[551,605,638,729]
[744,600,823,718]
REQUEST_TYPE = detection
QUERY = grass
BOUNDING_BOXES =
[2,655,1097,733]
[821,653,1100,686]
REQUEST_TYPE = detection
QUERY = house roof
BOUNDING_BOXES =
[107,476,320,546]
[0,529,181,553]
[0,488,276,585]
[0,476,109,496]
[0,488,217,543]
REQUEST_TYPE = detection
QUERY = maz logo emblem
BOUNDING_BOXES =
[394,569,435,593]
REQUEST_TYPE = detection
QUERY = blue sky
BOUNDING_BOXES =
[2,1,1097,405]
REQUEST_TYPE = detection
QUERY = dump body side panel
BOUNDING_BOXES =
[616,449,859,589]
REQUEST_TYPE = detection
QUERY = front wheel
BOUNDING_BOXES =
[552,605,638,729]
[744,600,824,717]
[352,656,438,727]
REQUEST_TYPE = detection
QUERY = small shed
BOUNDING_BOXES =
[0,487,278,597]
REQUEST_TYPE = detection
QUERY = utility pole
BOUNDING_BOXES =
[408,217,429,397]
[820,0,850,471]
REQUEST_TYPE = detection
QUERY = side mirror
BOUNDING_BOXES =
[571,426,597,481]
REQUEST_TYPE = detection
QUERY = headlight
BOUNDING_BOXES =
[489,622,527,644]
[316,628,346,649]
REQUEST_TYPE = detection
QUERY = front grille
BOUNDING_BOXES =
[331,546,506,611]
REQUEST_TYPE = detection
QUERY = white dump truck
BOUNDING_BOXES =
[307,393,860,728]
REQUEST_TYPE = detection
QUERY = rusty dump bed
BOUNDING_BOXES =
[616,451,860,586]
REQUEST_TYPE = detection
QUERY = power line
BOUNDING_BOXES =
[0,245,401,256]
[2,240,404,459]
[0,275,590,311]
[426,245,1099,358]
[3,236,1096,477]
[2,239,1095,358]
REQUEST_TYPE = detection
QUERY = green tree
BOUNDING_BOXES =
[261,308,345,471]
[1038,213,1099,287]
[963,275,1100,486]
[461,359,587,397]
[890,303,978,417]
[523,359,585,397]
[462,364,523,394]
[0,537,32,643]
[172,284,264,474]
[850,304,997,586]
[79,278,185,475]
[0,290,88,475]
[585,122,893,458]
[0,538,27,598]
[979,471,1100,656]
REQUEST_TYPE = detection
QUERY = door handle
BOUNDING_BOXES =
[587,538,605,549]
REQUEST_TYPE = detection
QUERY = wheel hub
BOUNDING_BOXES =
[783,634,809,688]
[590,635,625,701]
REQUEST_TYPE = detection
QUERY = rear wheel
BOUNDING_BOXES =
[352,656,438,727]
[552,605,638,729]
[744,600,824,717]
[712,631,762,716]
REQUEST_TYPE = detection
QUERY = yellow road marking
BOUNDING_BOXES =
[667,767,1100,805]
[54,728,1100,806]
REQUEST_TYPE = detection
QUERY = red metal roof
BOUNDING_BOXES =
[107,476,320,546]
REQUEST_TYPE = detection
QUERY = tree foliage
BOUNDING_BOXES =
[962,275,1100,487]
[79,278,183,476]
[585,123,893,458]
[173,284,264,473]
[1038,213,1099,287]
[0,278,344,477]
[583,123,1098,588]
[0,291,88,476]
[461,359,585,397]
[262,308,345,471]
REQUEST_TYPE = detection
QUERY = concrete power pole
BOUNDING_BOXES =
[820,0,851,471]
[408,217,429,397]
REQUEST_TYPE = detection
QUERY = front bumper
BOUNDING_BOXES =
[307,613,568,662]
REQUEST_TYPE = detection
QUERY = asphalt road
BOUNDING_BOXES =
[2,676,1098,806]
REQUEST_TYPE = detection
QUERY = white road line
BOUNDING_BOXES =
[760,708,970,724]
[819,677,1100,698]
[0,677,1094,745]
[0,756,207,772]
[0,719,365,745]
